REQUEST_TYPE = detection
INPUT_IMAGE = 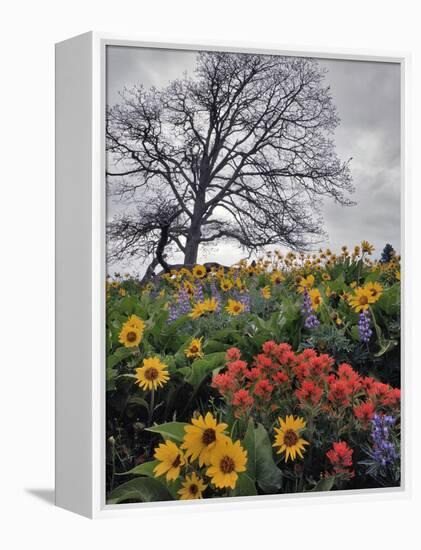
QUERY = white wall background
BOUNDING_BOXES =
[0,1,419,548]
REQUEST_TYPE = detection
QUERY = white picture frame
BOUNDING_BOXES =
[55,31,410,518]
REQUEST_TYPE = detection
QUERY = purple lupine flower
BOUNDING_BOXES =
[302,289,320,329]
[210,281,222,312]
[370,414,398,467]
[239,291,250,313]
[168,285,191,322]
[358,309,373,343]
[193,282,204,303]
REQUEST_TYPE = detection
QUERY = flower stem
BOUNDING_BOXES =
[148,388,155,427]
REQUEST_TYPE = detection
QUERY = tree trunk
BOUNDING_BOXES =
[156,224,171,272]
[184,238,199,265]
[184,187,206,265]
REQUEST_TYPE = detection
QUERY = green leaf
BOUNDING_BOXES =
[107,477,173,504]
[242,419,257,480]
[375,338,398,357]
[125,460,159,477]
[146,421,188,443]
[376,284,400,316]
[232,472,258,497]
[107,346,137,369]
[204,340,230,354]
[106,367,117,391]
[242,421,283,493]
[186,352,226,388]
[126,395,149,412]
[311,476,335,492]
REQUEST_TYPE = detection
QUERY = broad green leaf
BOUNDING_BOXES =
[107,346,137,369]
[232,472,258,497]
[125,460,159,477]
[126,395,149,412]
[311,476,335,492]
[376,284,400,316]
[204,340,230,354]
[146,421,189,443]
[242,419,257,480]
[186,352,226,388]
[106,367,117,391]
[107,477,173,504]
[242,421,283,493]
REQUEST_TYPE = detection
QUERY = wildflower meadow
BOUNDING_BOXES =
[105,243,401,503]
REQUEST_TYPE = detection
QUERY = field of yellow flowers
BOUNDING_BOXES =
[106,243,401,503]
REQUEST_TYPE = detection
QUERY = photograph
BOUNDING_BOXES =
[104,45,401,504]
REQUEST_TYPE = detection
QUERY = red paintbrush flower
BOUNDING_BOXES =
[326,441,354,471]
[272,370,289,386]
[227,360,248,379]
[381,387,401,407]
[295,380,323,405]
[232,389,254,417]
[211,372,236,396]
[253,378,274,399]
[225,347,241,361]
[353,400,376,426]
[327,379,352,407]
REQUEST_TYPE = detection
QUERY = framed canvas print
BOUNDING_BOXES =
[55,32,408,518]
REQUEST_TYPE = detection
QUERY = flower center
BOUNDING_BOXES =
[144,367,159,381]
[283,429,299,447]
[359,295,368,305]
[127,331,137,342]
[190,345,198,353]
[189,484,198,495]
[202,428,216,445]
[220,455,235,474]
[172,454,181,468]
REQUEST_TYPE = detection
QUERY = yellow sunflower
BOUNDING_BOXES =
[297,274,315,293]
[189,302,206,320]
[118,318,145,348]
[235,278,246,292]
[225,299,245,316]
[185,337,204,359]
[189,298,219,319]
[322,272,331,281]
[127,314,145,330]
[206,439,247,489]
[135,357,169,391]
[192,265,207,279]
[271,270,284,285]
[365,281,383,302]
[349,286,375,312]
[308,288,322,310]
[261,285,271,299]
[181,412,229,466]
[361,240,375,255]
[273,415,309,462]
[220,278,234,292]
[177,472,207,500]
[153,440,186,481]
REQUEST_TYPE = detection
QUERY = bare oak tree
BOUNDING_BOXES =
[107,52,353,268]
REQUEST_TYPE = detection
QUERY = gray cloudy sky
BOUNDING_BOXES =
[106,46,401,274]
